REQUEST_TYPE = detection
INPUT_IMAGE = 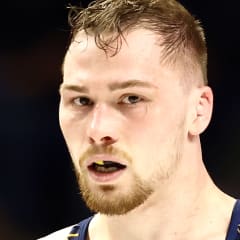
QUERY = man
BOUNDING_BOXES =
[39,0,240,239]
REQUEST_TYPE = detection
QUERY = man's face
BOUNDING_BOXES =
[59,29,191,215]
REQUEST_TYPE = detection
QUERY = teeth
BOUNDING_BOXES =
[95,165,118,173]
[95,160,104,165]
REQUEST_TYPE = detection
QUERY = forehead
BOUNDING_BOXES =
[64,29,162,72]
[62,28,184,88]
[68,28,160,56]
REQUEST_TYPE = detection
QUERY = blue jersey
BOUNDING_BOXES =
[67,200,240,240]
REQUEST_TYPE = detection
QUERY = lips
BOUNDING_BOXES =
[88,160,126,173]
[85,155,127,182]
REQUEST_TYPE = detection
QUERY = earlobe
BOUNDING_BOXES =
[189,86,213,136]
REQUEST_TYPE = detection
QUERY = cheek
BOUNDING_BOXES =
[127,115,185,177]
[59,108,87,162]
[129,129,167,175]
[59,110,75,143]
[127,110,171,144]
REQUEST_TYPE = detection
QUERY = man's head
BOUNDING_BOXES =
[59,0,213,216]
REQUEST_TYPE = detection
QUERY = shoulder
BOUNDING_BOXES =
[38,216,93,240]
[37,225,74,240]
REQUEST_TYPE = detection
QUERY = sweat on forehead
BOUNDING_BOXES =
[68,29,160,55]
[63,28,165,82]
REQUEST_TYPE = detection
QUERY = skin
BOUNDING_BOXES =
[59,29,235,240]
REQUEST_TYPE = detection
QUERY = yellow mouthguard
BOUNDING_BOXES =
[95,160,104,165]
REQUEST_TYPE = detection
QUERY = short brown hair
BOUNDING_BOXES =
[68,0,208,85]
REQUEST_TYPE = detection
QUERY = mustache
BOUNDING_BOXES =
[79,145,132,166]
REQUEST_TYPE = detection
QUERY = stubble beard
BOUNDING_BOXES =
[76,170,153,215]
[73,119,185,216]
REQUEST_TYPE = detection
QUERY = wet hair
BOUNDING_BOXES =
[67,0,208,85]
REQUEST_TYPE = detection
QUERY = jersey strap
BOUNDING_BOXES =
[67,216,93,240]
[226,199,240,240]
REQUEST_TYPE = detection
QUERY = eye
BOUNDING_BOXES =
[121,95,142,104]
[73,96,93,106]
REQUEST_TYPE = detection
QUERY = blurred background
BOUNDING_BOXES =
[0,0,239,239]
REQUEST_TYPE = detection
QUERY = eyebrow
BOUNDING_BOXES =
[108,80,157,91]
[60,80,157,93]
[60,84,89,93]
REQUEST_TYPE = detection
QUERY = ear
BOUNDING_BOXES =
[188,86,213,136]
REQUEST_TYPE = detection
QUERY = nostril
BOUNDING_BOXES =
[88,136,117,145]
[101,136,117,145]
[88,137,95,144]
[102,136,112,141]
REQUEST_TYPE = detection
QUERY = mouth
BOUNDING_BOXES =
[88,160,127,173]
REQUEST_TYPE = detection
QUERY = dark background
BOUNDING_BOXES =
[0,1,239,239]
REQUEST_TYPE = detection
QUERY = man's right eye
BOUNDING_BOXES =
[73,97,93,106]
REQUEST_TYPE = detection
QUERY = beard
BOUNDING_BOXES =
[73,118,186,216]
[76,169,153,215]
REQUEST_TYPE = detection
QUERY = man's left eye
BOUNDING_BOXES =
[121,95,142,104]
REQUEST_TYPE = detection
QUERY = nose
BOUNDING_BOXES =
[86,104,119,146]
